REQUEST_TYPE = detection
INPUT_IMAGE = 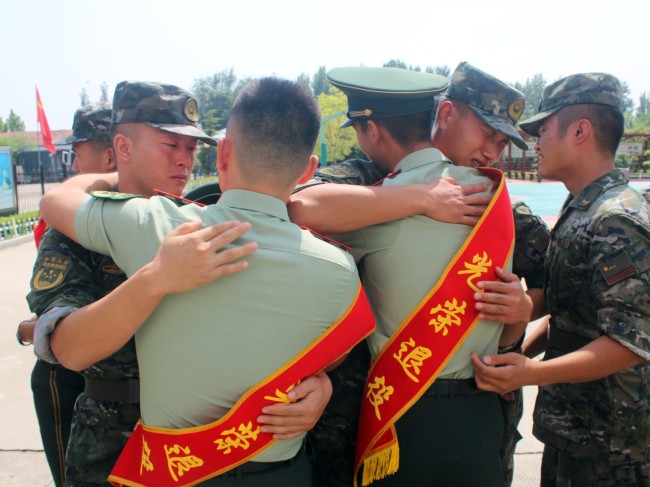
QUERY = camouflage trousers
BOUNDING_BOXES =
[307,342,371,487]
[542,445,650,487]
[498,388,523,487]
[64,395,139,486]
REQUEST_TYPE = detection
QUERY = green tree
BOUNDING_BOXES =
[296,73,311,91]
[317,87,358,164]
[425,65,451,77]
[620,81,635,115]
[80,87,90,106]
[0,134,29,164]
[193,68,239,133]
[6,110,25,132]
[383,60,423,71]
[0,116,5,132]
[99,82,110,103]
[312,66,330,97]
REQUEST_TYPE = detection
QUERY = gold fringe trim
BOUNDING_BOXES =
[361,443,400,486]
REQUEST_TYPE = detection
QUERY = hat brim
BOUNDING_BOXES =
[340,118,354,128]
[469,107,529,150]
[54,134,86,145]
[518,107,563,137]
[147,123,217,146]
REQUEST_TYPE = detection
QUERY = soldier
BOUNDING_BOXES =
[29,81,328,486]
[472,73,650,486]
[38,77,375,486]
[290,62,548,487]
[18,103,114,487]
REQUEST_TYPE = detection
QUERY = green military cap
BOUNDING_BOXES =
[327,67,449,128]
[446,62,528,150]
[112,80,216,146]
[519,72,623,136]
[55,103,112,145]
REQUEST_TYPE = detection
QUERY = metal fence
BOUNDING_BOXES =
[15,168,66,214]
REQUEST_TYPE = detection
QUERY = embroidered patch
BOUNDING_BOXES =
[556,237,571,250]
[508,99,525,122]
[599,252,637,286]
[90,190,141,200]
[319,164,358,178]
[102,264,125,276]
[528,226,551,254]
[184,98,199,122]
[32,254,73,291]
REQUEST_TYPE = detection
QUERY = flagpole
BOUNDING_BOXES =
[35,87,45,195]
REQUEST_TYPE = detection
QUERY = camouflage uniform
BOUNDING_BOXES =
[517,72,650,486]
[303,161,550,487]
[27,104,116,487]
[28,229,138,487]
[532,170,650,486]
[499,201,549,487]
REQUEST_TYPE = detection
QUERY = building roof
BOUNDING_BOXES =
[0,129,73,149]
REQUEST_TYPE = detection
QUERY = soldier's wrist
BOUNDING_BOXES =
[16,321,33,346]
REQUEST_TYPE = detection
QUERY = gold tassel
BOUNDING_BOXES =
[361,443,400,486]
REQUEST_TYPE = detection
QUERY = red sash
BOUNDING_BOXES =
[354,168,514,486]
[109,284,375,487]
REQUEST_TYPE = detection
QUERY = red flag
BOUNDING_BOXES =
[36,87,56,154]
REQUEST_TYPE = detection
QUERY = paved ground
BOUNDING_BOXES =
[0,235,544,486]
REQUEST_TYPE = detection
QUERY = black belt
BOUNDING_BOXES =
[423,379,483,398]
[548,326,592,354]
[221,449,302,479]
[84,377,140,404]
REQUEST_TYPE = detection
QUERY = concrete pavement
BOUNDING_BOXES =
[0,236,543,486]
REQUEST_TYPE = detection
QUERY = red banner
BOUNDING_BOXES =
[109,284,376,487]
[354,168,514,486]
[36,87,56,155]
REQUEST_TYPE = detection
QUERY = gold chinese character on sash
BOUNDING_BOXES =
[140,439,154,476]
[429,298,467,336]
[214,422,261,454]
[458,251,493,292]
[367,376,394,420]
[264,382,297,404]
[164,444,204,482]
[393,338,432,382]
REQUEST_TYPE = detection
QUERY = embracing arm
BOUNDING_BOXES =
[39,173,119,242]
[52,221,257,370]
[472,335,644,394]
[288,178,489,233]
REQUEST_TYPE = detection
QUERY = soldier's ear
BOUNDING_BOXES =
[112,133,132,163]
[436,100,454,129]
[104,148,116,172]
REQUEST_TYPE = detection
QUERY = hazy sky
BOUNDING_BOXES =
[2,0,648,132]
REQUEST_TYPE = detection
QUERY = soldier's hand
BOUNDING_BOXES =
[474,267,533,325]
[421,177,489,226]
[257,373,333,440]
[145,220,258,296]
[17,316,37,345]
[471,351,533,394]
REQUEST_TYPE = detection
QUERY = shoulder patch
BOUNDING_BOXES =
[317,164,360,179]
[90,190,141,200]
[31,254,73,291]
[528,225,551,254]
[599,251,637,286]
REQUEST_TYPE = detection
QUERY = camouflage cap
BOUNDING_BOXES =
[112,81,216,146]
[327,67,449,128]
[446,62,528,150]
[56,103,112,145]
[519,73,623,136]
